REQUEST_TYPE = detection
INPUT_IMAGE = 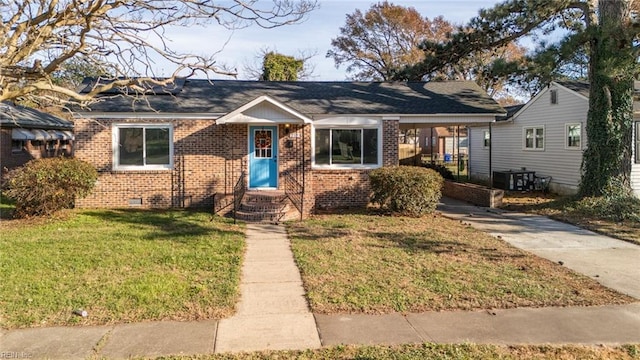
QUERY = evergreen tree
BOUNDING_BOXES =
[397,0,640,197]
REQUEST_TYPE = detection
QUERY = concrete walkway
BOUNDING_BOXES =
[2,203,640,359]
[214,223,321,353]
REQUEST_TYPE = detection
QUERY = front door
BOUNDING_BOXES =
[249,126,278,188]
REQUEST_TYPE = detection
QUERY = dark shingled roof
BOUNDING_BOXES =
[0,102,73,130]
[555,80,590,98]
[556,80,640,112]
[497,104,525,121]
[79,79,505,116]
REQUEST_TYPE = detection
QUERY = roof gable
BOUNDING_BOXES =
[216,96,312,124]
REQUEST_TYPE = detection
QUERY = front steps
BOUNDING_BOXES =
[235,191,299,223]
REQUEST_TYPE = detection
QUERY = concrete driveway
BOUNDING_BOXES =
[437,198,640,299]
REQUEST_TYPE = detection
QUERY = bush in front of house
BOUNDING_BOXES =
[421,161,455,180]
[4,157,98,218]
[369,166,444,216]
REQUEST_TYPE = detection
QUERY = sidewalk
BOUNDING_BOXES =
[1,206,640,359]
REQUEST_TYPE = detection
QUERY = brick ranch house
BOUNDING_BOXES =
[1,102,74,174]
[73,79,504,219]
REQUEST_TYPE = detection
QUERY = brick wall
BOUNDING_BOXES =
[310,170,371,210]
[383,119,399,166]
[74,118,246,209]
[442,180,503,208]
[73,117,401,217]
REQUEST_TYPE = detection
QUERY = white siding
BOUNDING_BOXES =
[632,121,640,197]
[470,84,588,193]
[469,126,490,181]
[242,102,300,122]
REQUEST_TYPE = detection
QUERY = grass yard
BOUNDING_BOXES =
[0,209,244,329]
[501,192,640,245]
[288,213,633,314]
[160,343,640,359]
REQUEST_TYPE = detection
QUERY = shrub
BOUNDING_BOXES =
[575,195,640,223]
[369,166,444,216]
[4,157,98,218]
[421,162,455,180]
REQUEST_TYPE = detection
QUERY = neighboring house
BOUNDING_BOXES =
[468,80,640,197]
[418,126,468,161]
[73,79,504,218]
[0,102,74,174]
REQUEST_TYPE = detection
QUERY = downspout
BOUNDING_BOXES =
[413,124,418,165]
[489,122,493,189]
[430,128,434,163]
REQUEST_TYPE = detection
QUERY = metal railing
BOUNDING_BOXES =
[283,170,304,221]
[232,171,246,224]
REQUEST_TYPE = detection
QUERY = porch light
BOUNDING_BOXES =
[284,123,291,135]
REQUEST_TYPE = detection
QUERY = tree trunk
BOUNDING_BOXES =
[580,0,635,197]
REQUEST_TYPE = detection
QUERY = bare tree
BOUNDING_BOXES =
[0,0,317,108]
[326,1,526,103]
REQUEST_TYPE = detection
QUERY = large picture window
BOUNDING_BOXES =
[524,126,544,150]
[314,128,379,166]
[113,124,172,170]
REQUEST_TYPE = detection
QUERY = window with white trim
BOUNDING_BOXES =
[113,124,173,170]
[565,123,581,149]
[524,126,544,150]
[483,130,490,148]
[314,127,379,167]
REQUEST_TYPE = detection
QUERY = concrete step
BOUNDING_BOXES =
[236,190,299,223]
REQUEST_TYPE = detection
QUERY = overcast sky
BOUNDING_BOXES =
[156,1,503,80]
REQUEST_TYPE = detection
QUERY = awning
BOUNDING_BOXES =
[31,129,55,140]
[60,130,75,140]
[11,128,35,140]
[49,130,74,140]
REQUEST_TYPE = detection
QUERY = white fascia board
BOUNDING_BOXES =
[75,112,223,120]
[398,114,500,124]
[313,116,380,126]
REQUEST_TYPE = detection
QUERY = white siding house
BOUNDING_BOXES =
[469,80,640,197]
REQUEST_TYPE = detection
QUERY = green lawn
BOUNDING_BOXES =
[0,209,244,329]
[288,213,633,314]
[161,344,640,359]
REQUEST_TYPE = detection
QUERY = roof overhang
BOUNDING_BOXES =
[216,95,313,125]
[398,113,502,129]
[74,112,223,120]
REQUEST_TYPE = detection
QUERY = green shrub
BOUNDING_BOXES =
[421,162,455,180]
[575,195,640,223]
[369,166,444,216]
[4,157,98,218]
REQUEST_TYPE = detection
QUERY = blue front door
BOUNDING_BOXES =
[249,126,278,188]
